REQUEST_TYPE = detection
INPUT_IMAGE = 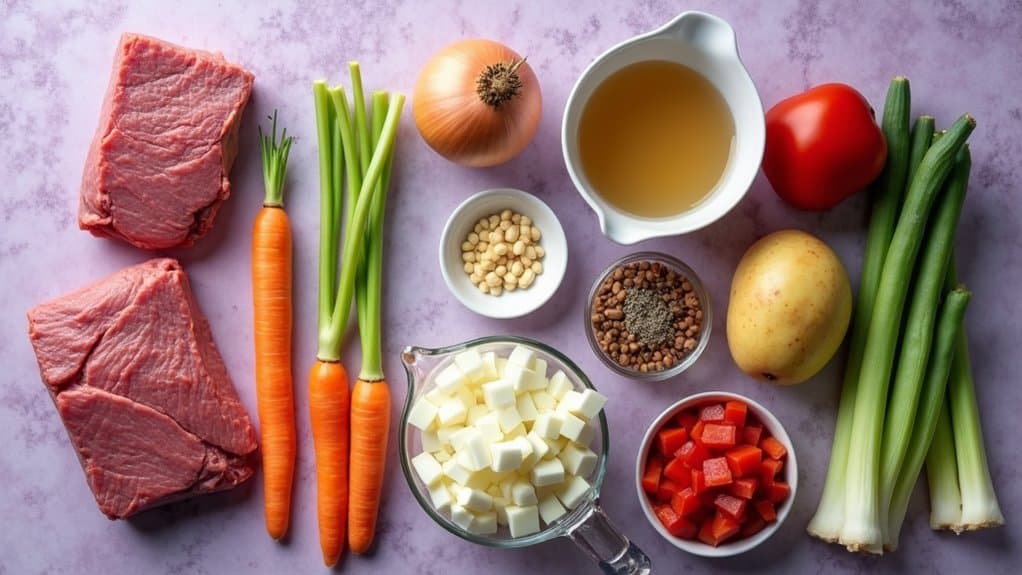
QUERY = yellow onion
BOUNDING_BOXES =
[413,39,542,167]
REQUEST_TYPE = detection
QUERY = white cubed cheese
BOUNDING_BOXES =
[496,405,523,433]
[482,379,516,409]
[495,357,508,376]
[411,452,444,487]
[469,510,498,534]
[547,370,571,399]
[428,483,454,512]
[558,412,586,442]
[437,424,465,446]
[434,450,452,463]
[505,504,541,538]
[456,486,493,512]
[407,398,439,430]
[450,426,479,451]
[504,423,527,440]
[512,435,534,460]
[559,443,599,477]
[533,358,548,378]
[425,386,451,406]
[465,467,497,490]
[559,389,607,420]
[505,363,547,393]
[459,431,493,471]
[507,345,536,369]
[494,496,510,525]
[516,393,539,422]
[454,349,486,383]
[455,386,476,410]
[421,428,443,453]
[498,476,516,499]
[490,440,524,472]
[531,391,556,412]
[538,493,567,525]
[545,436,569,456]
[525,431,550,462]
[533,412,562,440]
[481,352,499,381]
[438,398,468,426]
[442,459,473,485]
[473,412,504,443]
[531,457,565,487]
[575,421,596,446]
[466,403,489,425]
[511,479,538,506]
[557,475,591,509]
[450,503,474,531]
[486,485,503,498]
[435,364,468,394]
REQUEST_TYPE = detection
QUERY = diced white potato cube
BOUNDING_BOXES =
[421,428,443,453]
[425,386,450,405]
[506,363,548,393]
[438,398,468,426]
[473,412,504,443]
[559,389,607,420]
[450,426,479,451]
[438,424,465,446]
[465,467,496,490]
[495,357,508,376]
[575,421,597,446]
[558,412,586,442]
[559,443,599,477]
[516,393,539,422]
[503,423,527,440]
[545,436,569,456]
[456,486,493,512]
[535,482,560,500]
[454,350,486,383]
[469,510,498,534]
[498,476,516,499]
[547,370,571,399]
[508,345,536,369]
[533,412,562,440]
[443,459,473,485]
[411,452,444,487]
[466,403,489,425]
[455,386,476,410]
[531,457,565,487]
[482,379,516,409]
[450,503,474,531]
[435,364,468,394]
[407,398,439,430]
[459,431,493,471]
[429,483,454,512]
[556,475,591,509]
[494,496,510,525]
[533,358,548,378]
[511,478,538,506]
[491,440,524,472]
[481,352,498,381]
[505,504,541,538]
[531,391,556,412]
[496,405,523,433]
[434,450,451,463]
[538,493,567,525]
[525,431,550,462]
[512,435,534,460]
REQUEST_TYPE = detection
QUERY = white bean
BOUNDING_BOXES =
[531,226,541,242]
[463,262,474,274]
[531,261,543,275]
[520,216,532,226]
[493,242,509,256]
[512,240,525,256]
[511,261,524,277]
[520,269,536,288]
[525,246,537,260]
[504,225,519,242]
[500,209,512,221]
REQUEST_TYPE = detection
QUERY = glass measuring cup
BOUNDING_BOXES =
[400,336,651,574]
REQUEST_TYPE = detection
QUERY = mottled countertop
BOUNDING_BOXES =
[1,1,1019,573]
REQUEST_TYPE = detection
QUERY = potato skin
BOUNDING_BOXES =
[726,229,852,385]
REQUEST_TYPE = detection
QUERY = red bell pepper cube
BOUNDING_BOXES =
[655,504,698,539]
[641,457,663,494]
[713,493,747,520]
[742,424,764,446]
[700,423,737,450]
[753,499,777,523]
[703,457,733,487]
[699,403,725,422]
[676,410,699,432]
[727,477,758,500]
[723,400,747,426]
[725,445,763,477]
[690,469,708,495]
[697,511,741,546]
[759,458,784,487]
[670,487,702,517]
[741,514,767,537]
[656,478,679,502]
[656,426,689,455]
[766,481,791,504]
[760,436,788,460]
[663,457,692,488]
[677,440,710,469]
[690,420,706,444]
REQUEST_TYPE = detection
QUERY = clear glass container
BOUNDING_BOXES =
[400,336,651,574]
[585,252,712,381]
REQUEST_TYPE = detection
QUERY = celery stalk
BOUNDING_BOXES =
[926,399,962,530]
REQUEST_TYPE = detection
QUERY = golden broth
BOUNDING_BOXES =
[578,60,735,218]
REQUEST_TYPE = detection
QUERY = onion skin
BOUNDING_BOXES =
[413,39,542,167]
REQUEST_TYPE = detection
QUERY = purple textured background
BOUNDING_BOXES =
[1,0,1019,573]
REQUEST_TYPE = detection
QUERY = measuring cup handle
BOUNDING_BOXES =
[564,499,651,575]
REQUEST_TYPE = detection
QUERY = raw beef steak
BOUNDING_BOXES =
[27,258,258,519]
[78,33,254,249]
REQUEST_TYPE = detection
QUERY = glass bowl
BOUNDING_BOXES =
[399,336,650,573]
[585,252,712,381]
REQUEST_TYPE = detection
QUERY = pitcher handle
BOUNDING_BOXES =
[564,499,651,574]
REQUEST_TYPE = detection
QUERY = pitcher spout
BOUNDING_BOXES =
[656,10,739,59]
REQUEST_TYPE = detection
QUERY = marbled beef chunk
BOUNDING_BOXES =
[78,33,253,250]
[27,258,257,519]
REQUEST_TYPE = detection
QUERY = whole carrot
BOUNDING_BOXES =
[252,112,296,540]
[308,359,350,565]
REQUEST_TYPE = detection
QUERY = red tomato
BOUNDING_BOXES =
[762,83,887,211]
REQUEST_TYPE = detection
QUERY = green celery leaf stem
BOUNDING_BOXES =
[313,82,336,336]
[350,62,372,179]
[359,91,392,382]
[926,399,962,530]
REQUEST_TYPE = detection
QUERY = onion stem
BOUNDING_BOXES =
[926,399,962,530]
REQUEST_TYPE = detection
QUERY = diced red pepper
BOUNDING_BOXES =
[676,410,699,432]
[699,403,725,422]
[742,424,764,446]
[655,504,698,538]
[766,481,791,504]
[725,445,763,477]
[691,420,706,444]
[741,514,767,537]
[697,511,741,546]
[677,440,710,469]
[713,493,747,520]
[700,423,737,449]
[670,487,702,517]
[656,478,679,502]
[663,457,692,488]
[727,477,758,500]
[753,499,777,522]
[759,458,783,487]
[723,400,748,426]
[760,436,788,460]
[656,426,689,455]
[703,457,733,487]
[690,469,708,495]
[641,457,663,494]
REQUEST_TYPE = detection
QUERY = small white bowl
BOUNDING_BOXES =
[439,188,567,319]
[635,392,798,557]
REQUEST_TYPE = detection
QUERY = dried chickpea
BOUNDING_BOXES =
[493,242,509,256]
[463,262,474,274]
[478,282,489,293]
[500,209,512,221]
[504,282,517,291]
[476,241,488,253]
[481,260,496,272]
[461,241,472,251]
[468,232,479,245]
[478,218,490,230]
[485,272,501,287]
[490,284,503,296]
[503,272,516,284]
[488,214,500,228]
[459,208,549,297]
[513,240,525,255]
[525,246,537,260]
[520,216,532,226]
[489,231,502,243]
[534,246,545,259]
[521,256,532,268]
[505,225,520,242]
[531,227,541,242]
[531,261,543,275]
[520,269,536,288]
[511,213,521,224]
[495,265,508,276]
[511,261,524,276]
[462,251,476,263]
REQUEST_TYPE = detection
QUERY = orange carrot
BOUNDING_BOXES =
[308,360,350,567]
[348,379,391,553]
[252,114,296,540]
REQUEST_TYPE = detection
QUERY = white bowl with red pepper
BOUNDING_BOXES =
[585,252,711,381]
